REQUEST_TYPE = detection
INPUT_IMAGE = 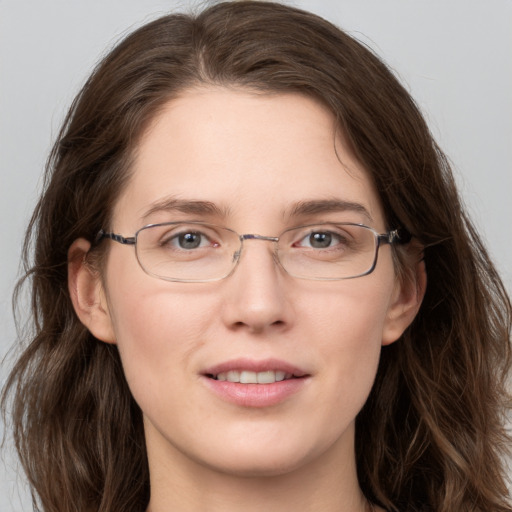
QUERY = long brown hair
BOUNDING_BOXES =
[2,2,511,511]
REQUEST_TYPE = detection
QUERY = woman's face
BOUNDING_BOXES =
[77,88,417,479]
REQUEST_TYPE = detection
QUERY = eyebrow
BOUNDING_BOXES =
[140,196,372,224]
[141,197,231,222]
[287,199,373,223]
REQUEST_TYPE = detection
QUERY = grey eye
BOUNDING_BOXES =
[308,232,333,248]
[177,232,203,249]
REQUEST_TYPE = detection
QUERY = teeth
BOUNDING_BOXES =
[227,370,239,382]
[275,371,287,382]
[214,370,291,383]
[257,371,275,384]
[240,371,257,384]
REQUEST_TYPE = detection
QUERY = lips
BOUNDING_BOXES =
[202,358,309,407]
[204,358,308,382]
[214,370,290,383]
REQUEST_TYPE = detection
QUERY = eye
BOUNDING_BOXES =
[295,230,345,249]
[308,232,335,249]
[164,230,214,250]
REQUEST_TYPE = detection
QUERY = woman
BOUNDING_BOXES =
[2,1,511,511]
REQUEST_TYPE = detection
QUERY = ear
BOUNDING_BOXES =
[68,238,116,344]
[381,256,426,346]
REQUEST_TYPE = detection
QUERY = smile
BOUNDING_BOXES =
[202,358,309,407]
[210,370,296,383]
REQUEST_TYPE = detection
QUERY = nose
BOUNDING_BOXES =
[220,238,294,335]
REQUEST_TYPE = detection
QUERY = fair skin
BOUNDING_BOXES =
[69,88,424,512]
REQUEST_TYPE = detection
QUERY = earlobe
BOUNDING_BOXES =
[381,258,427,346]
[68,238,116,344]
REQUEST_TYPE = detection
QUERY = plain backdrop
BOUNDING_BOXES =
[1,0,511,510]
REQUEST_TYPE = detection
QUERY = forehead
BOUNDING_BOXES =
[112,87,385,231]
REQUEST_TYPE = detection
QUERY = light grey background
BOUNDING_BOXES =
[1,1,511,510]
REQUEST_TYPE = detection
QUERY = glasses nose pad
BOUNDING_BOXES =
[271,245,280,261]
[232,249,242,263]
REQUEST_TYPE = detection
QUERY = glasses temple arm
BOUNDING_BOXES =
[94,230,136,245]
[378,228,412,246]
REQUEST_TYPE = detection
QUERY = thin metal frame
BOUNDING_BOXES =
[95,222,411,282]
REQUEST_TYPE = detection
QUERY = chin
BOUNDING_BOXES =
[203,452,312,479]
[192,431,335,480]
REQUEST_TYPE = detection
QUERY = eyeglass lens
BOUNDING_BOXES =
[134,222,380,282]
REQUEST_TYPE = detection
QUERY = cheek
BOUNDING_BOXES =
[300,277,393,405]
[104,256,217,403]
[109,285,214,358]
[300,274,393,351]
[107,288,219,443]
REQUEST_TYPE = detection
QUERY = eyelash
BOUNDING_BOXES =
[157,226,353,252]
[293,230,348,250]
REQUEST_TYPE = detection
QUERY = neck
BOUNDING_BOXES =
[145,422,371,512]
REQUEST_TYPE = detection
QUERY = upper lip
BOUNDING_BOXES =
[203,358,309,378]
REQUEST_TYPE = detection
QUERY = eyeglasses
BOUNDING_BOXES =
[95,221,410,282]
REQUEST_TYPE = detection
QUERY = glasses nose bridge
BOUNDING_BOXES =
[240,233,279,243]
[233,233,280,266]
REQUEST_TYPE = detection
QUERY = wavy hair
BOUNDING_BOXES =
[2,2,511,511]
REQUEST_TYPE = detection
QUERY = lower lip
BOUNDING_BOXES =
[202,377,308,408]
